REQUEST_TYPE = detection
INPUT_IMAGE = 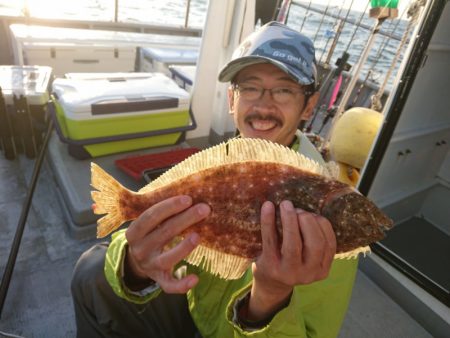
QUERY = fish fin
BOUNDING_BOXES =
[139,138,331,193]
[325,161,340,180]
[335,246,371,259]
[186,244,252,280]
[91,162,130,238]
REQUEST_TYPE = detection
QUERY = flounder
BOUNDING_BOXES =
[91,138,392,279]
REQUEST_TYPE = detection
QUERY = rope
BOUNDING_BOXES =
[371,0,427,110]
[408,0,427,24]
[369,17,402,73]
[345,0,407,108]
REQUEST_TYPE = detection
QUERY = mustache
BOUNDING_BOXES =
[244,113,282,126]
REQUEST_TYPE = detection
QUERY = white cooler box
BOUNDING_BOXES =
[137,46,199,76]
[169,65,197,92]
[0,65,52,159]
[51,72,195,159]
[10,24,201,77]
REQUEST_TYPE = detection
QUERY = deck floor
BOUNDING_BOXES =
[0,144,433,338]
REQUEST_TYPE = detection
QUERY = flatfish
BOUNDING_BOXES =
[91,138,392,279]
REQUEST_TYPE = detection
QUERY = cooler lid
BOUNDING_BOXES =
[141,46,199,64]
[52,72,190,117]
[0,65,52,105]
[169,65,197,85]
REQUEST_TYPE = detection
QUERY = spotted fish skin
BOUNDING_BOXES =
[91,138,394,279]
[115,161,392,259]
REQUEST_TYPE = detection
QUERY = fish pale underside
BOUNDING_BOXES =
[91,138,393,280]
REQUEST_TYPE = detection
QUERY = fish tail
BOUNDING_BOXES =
[91,162,133,238]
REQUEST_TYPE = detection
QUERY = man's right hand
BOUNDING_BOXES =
[124,195,211,294]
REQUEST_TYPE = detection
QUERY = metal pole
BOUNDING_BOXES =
[114,0,119,23]
[184,0,191,28]
[0,117,53,318]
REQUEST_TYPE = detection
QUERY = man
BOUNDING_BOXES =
[71,21,358,337]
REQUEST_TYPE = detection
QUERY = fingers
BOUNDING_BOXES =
[127,196,210,246]
[259,201,278,257]
[154,203,210,244]
[297,210,336,279]
[280,201,302,259]
[315,215,337,274]
[296,210,324,267]
[160,273,199,294]
[127,195,193,241]
[154,233,200,271]
[123,195,210,294]
[256,202,337,289]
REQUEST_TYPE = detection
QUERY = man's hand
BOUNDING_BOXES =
[124,195,210,294]
[248,200,337,321]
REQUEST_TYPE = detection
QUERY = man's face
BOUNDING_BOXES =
[228,63,318,146]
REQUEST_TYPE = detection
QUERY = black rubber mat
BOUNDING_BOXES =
[380,217,450,292]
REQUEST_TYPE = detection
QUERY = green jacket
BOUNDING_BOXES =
[104,131,359,337]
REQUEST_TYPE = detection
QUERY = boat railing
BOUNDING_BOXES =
[290,0,404,41]
[0,0,201,38]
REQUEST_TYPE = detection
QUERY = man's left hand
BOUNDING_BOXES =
[247,200,337,321]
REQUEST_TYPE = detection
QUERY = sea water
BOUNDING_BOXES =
[0,0,411,89]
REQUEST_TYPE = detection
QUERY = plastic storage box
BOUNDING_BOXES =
[51,72,196,159]
[10,24,201,77]
[169,65,197,92]
[0,65,52,158]
[137,46,199,76]
[115,147,200,181]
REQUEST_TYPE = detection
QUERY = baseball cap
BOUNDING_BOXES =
[218,21,317,88]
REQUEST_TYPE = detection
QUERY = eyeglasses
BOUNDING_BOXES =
[232,83,312,104]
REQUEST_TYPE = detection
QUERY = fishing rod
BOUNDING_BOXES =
[304,0,348,133]
[315,0,352,99]
[312,0,333,43]
[344,13,398,110]
[292,0,403,41]
[276,0,293,23]
[344,20,397,110]
[354,6,406,110]
[299,0,313,32]
[322,1,399,146]
[318,0,347,65]
[0,104,54,318]
[0,89,15,160]
[305,50,350,133]
[323,0,355,65]
[371,1,425,111]
[317,51,350,134]
[327,0,372,108]
[307,0,369,133]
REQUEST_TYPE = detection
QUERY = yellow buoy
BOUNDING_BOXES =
[329,107,383,169]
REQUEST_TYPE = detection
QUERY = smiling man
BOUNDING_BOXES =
[219,23,324,165]
[227,63,317,145]
[71,22,358,338]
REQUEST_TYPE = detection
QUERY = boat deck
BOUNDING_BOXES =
[0,135,433,337]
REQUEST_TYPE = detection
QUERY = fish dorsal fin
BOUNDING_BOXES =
[186,244,252,279]
[139,138,333,193]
